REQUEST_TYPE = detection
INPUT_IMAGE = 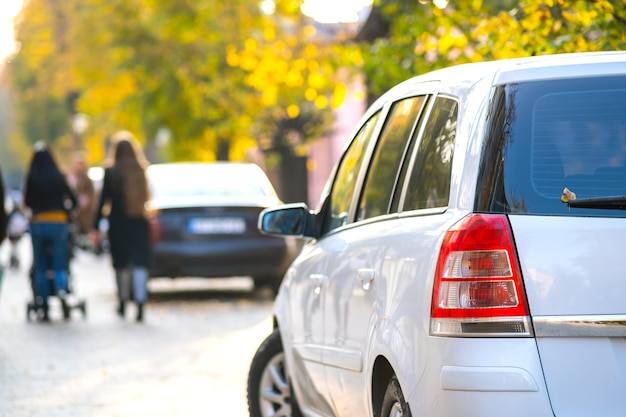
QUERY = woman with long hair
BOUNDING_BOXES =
[24,142,77,321]
[93,131,151,322]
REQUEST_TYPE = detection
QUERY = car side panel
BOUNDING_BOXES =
[321,222,381,417]
[277,243,335,417]
[321,210,457,416]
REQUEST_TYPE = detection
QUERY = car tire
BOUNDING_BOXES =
[247,329,301,417]
[253,276,281,295]
[380,376,412,417]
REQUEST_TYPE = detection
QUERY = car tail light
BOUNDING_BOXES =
[430,214,533,337]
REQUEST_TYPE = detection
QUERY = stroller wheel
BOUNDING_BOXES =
[80,302,87,318]
[61,299,71,320]
[26,304,32,321]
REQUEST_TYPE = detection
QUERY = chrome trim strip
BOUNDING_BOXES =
[533,315,626,337]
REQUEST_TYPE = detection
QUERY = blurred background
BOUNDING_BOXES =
[1,0,625,206]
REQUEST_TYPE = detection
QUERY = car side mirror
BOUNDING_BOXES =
[258,203,317,238]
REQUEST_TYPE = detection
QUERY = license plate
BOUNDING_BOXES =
[188,218,246,234]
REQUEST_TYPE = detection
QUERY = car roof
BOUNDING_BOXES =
[373,51,626,107]
[147,161,263,174]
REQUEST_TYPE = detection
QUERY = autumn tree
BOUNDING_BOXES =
[358,0,626,100]
[9,0,272,163]
[7,0,626,170]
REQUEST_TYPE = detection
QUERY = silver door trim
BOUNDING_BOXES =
[533,314,626,337]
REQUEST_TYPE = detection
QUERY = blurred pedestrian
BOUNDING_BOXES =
[92,131,151,322]
[24,142,77,321]
[6,192,28,269]
[67,151,96,249]
[0,167,7,241]
[0,166,8,291]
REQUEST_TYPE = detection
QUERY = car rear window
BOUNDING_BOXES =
[476,75,626,217]
[148,164,271,199]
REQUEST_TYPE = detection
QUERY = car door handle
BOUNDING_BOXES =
[357,268,376,291]
[309,274,326,295]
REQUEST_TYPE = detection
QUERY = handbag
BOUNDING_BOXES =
[148,214,162,246]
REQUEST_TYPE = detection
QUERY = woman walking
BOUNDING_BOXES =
[67,151,96,249]
[0,166,7,294]
[24,143,77,321]
[93,131,151,322]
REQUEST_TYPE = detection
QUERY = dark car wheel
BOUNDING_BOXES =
[247,329,300,417]
[380,376,412,417]
[253,276,282,295]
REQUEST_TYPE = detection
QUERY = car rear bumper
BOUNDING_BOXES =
[407,337,554,417]
[148,236,292,279]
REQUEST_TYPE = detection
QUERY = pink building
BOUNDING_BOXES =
[306,78,367,207]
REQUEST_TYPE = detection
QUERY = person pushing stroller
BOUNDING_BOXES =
[24,142,77,321]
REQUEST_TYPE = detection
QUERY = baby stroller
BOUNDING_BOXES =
[26,224,87,321]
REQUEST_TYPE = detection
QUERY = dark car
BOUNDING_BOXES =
[146,162,298,292]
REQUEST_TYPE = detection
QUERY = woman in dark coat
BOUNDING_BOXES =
[24,143,77,321]
[0,166,7,246]
[93,131,151,322]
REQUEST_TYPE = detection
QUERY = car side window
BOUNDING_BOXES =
[357,96,428,221]
[402,96,458,210]
[322,112,382,234]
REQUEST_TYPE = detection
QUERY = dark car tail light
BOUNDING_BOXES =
[430,214,533,337]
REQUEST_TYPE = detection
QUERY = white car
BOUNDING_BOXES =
[247,51,626,417]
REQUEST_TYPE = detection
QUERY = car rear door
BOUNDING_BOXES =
[477,72,626,417]
[511,216,626,417]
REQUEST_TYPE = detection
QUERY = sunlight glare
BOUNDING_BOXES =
[260,0,276,15]
[301,0,372,24]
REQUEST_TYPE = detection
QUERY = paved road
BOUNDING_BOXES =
[0,238,274,417]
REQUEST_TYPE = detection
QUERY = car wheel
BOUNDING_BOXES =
[253,276,281,295]
[247,329,299,417]
[380,376,412,417]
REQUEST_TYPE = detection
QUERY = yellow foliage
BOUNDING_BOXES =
[314,95,328,109]
[245,38,258,52]
[226,51,240,67]
[352,89,366,102]
[287,104,300,118]
[262,85,278,106]
[331,83,347,109]
[307,72,325,89]
[305,87,318,101]
[293,59,307,71]
[471,0,483,11]
[303,25,317,37]
[274,40,286,52]
[284,70,303,87]
[229,136,257,162]
[286,35,299,47]
[241,55,259,71]
[304,44,318,58]
[264,25,276,42]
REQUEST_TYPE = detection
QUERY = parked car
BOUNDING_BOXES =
[246,51,626,417]
[146,162,298,292]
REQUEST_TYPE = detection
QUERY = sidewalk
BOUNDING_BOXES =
[0,240,273,417]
